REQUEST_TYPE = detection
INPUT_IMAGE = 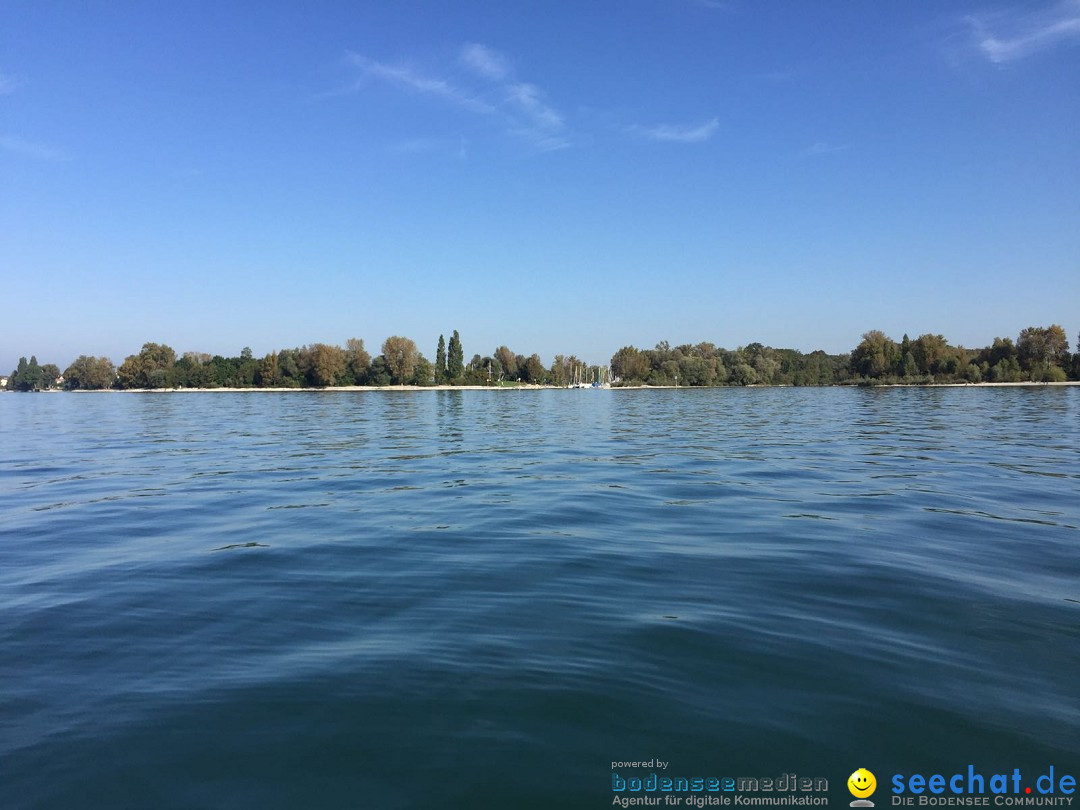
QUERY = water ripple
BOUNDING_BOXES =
[1,387,1078,807]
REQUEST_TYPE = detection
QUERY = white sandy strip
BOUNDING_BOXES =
[60,381,1080,393]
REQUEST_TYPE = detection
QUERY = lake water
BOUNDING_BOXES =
[2,388,1078,809]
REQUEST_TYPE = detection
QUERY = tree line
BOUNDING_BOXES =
[610,325,1078,386]
[4,325,1078,391]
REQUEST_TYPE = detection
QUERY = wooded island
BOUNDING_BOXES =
[5,325,1077,391]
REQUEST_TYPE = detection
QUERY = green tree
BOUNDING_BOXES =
[277,349,302,386]
[300,343,346,387]
[256,352,281,387]
[412,355,434,386]
[117,343,176,389]
[190,354,216,388]
[1017,325,1069,377]
[435,335,447,383]
[677,354,715,386]
[38,364,60,388]
[9,356,46,391]
[64,356,117,389]
[367,356,392,386]
[522,353,546,384]
[984,337,1018,366]
[464,354,491,384]
[610,346,650,383]
[901,352,918,379]
[745,344,780,385]
[802,350,835,385]
[174,354,199,388]
[913,334,949,376]
[235,352,258,387]
[852,330,899,379]
[730,361,758,386]
[447,330,464,381]
[207,356,234,387]
[549,355,566,387]
[26,356,45,390]
[989,356,1022,382]
[494,346,517,380]
[345,338,371,384]
[381,336,419,384]
[7,357,27,390]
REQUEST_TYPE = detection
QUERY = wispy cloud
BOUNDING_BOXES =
[342,45,568,151]
[966,1,1080,63]
[631,117,719,143]
[0,135,69,161]
[0,72,19,95]
[345,52,494,114]
[460,43,510,81]
[797,141,848,159]
[506,83,564,131]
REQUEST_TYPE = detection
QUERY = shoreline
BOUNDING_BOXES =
[46,380,1080,393]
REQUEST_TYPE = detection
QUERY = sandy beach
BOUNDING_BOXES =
[58,380,1080,393]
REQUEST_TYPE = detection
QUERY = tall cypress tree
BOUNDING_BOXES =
[9,357,28,391]
[447,330,464,381]
[10,356,44,391]
[436,334,447,383]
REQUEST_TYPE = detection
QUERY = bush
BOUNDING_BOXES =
[1033,365,1067,383]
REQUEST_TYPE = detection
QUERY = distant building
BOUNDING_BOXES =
[0,376,8,388]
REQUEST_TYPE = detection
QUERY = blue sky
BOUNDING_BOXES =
[2,0,1078,371]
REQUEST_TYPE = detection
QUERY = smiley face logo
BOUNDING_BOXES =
[848,768,877,799]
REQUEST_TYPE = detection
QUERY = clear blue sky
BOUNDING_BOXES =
[2,0,1078,372]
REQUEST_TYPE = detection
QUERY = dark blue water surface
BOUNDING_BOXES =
[2,388,1078,809]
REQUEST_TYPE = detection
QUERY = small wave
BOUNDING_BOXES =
[923,506,1075,528]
